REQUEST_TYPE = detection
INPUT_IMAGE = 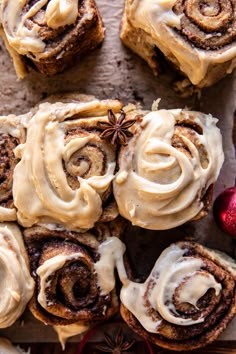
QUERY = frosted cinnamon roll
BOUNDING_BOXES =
[13,94,122,231]
[120,241,236,351]
[24,225,119,326]
[0,338,30,354]
[113,107,224,230]
[0,223,34,328]
[0,116,26,222]
[0,0,105,77]
[120,0,236,88]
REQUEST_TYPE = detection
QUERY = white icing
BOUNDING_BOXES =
[0,223,34,328]
[94,237,128,295]
[120,244,222,331]
[37,252,83,309]
[13,99,117,231]
[54,323,88,350]
[113,109,224,230]
[0,0,79,55]
[95,238,236,335]
[0,338,30,354]
[127,0,236,85]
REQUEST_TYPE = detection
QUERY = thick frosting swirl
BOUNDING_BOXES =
[94,237,236,350]
[113,108,224,230]
[126,0,236,86]
[120,241,236,350]
[0,223,34,328]
[13,96,122,231]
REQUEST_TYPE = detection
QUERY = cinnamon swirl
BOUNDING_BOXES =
[120,0,236,88]
[24,225,119,326]
[13,94,122,231]
[113,106,224,230]
[0,223,34,328]
[0,115,26,222]
[0,0,105,77]
[120,241,236,351]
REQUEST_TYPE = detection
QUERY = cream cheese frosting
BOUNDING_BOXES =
[13,98,120,231]
[94,238,236,335]
[113,108,224,230]
[54,323,89,350]
[0,115,27,222]
[0,338,30,354]
[126,0,236,86]
[0,0,79,55]
[0,223,34,328]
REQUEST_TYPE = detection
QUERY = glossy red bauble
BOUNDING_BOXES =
[213,187,236,238]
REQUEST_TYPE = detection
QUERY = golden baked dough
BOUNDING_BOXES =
[0,0,105,77]
[120,241,236,351]
[120,0,236,88]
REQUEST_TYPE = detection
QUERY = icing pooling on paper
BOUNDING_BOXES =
[13,99,116,231]
[127,0,236,85]
[54,323,89,350]
[94,239,235,334]
[0,0,79,54]
[113,109,224,230]
[0,223,34,328]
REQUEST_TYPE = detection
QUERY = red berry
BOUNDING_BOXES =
[213,187,236,238]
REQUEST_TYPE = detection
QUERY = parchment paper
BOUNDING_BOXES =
[0,0,235,343]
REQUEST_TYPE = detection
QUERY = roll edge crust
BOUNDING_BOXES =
[120,241,236,351]
[120,0,236,88]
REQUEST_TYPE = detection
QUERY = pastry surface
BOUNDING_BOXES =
[120,0,236,87]
[0,0,105,77]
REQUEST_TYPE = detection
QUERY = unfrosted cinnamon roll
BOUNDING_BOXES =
[120,0,236,88]
[0,223,34,328]
[13,94,122,232]
[24,225,119,326]
[0,0,105,77]
[113,106,224,230]
[0,116,26,222]
[120,241,236,351]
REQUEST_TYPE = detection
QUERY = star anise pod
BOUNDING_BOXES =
[98,109,136,145]
[95,327,135,354]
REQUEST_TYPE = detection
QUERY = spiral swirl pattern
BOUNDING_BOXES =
[24,226,119,325]
[113,108,224,230]
[0,0,104,76]
[120,242,236,350]
[13,95,122,231]
[0,116,26,222]
[173,0,236,50]
[0,223,34,328]
[123,0,236,86]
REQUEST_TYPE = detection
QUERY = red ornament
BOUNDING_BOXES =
[213,187,236,238]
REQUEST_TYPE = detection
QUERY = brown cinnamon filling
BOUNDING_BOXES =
[0,133,19,207]
[173,0,236,50]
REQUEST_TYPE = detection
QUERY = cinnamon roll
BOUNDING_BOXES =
[120,0,236,88]
[113,106,224,230]
[0,338,29,354]
[13,94,122,231]
[120,241,236,351]
[0,0,105,77]
[24,225,119,326]
[0,223,34,328]
[0,115,26,222]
